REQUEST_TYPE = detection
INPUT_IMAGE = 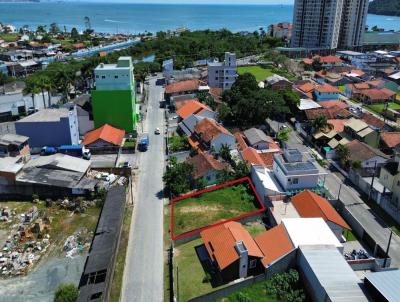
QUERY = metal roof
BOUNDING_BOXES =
[23,154,90,174]
[16,108,71,123]
[244,128,271,146]
[0,133,29,145]
[365,269,400,302]
[300,245,368,302]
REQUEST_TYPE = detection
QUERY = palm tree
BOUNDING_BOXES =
[312,115,329,133]
[336,144,350,167]
[36,73,53,108]
[23,76,40,110]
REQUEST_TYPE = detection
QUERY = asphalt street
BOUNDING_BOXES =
[121,76,165,302]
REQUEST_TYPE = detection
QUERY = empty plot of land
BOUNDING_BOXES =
[173,184,261,237]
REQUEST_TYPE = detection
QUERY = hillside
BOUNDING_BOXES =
[368,0,400,16]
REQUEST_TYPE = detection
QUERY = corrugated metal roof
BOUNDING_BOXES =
[365,270,400,302]
[300,245,368,302]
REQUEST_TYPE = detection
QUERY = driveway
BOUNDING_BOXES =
[121,75,165,302]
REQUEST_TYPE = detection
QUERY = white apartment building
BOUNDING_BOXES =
[339,0,369,49]
[207,52,237,90]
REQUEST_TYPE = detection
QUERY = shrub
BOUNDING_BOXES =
[54,283,78,302]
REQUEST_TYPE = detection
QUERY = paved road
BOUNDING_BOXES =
[280,121,400,267]
[121,76,165,302]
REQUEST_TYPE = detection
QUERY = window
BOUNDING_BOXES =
[249,259,257,269]
[115,75,118,79]
[292,178,299,185]
[215,77,218,80]
[95,75,99,79]
[101,76,105,79]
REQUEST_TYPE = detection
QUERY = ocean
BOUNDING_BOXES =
[0,2,399,34]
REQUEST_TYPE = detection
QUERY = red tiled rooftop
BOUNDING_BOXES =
[165,79,199,94]
[82,124,125,146]
[241,147,265,167]
[194,118,232,143]
[381,132,400,148]
[320,100,349,110]
[176,100,211,119]
[255,224,295,267]
[315,84,340,94]
[327,119,346,133]
[187,152,228,179]
[201,221,264,270]
[234,132,248,151]
[298,82,316,93]
[291,190,351,230]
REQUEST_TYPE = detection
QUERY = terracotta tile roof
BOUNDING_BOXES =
[176,100,211,119]
[353,83,369,90]
[360,112,385,129]
[255,224,295,267]
[305,106,352,120]
[350,69,365,76]
[187,136,202,151]
[360,89,394,101]
[315,84,340,94]
[175,98,198,111]
[291,190,351,230]
[347,140,388,162]
[194,118,232,143]
[318,55,343,64]
[366,79,385,87]
[187,152,228,179]
[165,79,199,94]
[302,58,313,65]
[82,124,125,146]
[258,151,280,169]
[381,132,400,148]
[241,147,265,167]
[201,221,263,270]
[298,82,316,93]
[234,132,248,151]
[327,119,346,133]
[320,100,349,110]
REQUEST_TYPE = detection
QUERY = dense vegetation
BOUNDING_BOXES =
[368,0,400,16]
[54,283,79,302]
[219,73,299,127]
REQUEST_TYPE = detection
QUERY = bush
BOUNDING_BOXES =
[202,273,212,283]
[54,283,78,302]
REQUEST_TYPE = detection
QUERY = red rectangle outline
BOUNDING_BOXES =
[171,176,266,240]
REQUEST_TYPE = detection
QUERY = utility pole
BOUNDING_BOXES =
[368,161,378,202]
[383,230,393,268]
[176,266,179,302]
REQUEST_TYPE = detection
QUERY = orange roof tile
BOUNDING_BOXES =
[317,55,343,64]
[187,152,229,179]
[298,82,316,93]
[194,118,232,143]
[315,84,340,94]
[82,124,125,146]
[255,224,295,267]
[327,119,346,133]
[291,190,351,230]
[176,100,211,119]
[165,79,199,94]
[258,151,280,169]
[175,98,198,111]
[234,132,248,151]
[353,83,370,90]
[200,222,263,270]
[381,132,400,148]
[241,147,265,167]
[320,100,349,110]
[360,89,394,101]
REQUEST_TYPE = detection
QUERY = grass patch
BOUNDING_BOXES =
[173,184,261,236]
[0,33,19,42]
[237,66,274,82]
[168,134,190,153]
[343,229,357,242]
[365,102,400,115]
[174,239,217,302]
[123,139,136,148]
[244,221,266,237]
[219,281,280,302]
[338,85,346,93]
[109,205,133,302]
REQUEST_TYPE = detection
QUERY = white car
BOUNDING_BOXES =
[155,128,161,135]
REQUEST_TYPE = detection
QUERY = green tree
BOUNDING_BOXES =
[281,89,300,115]
[336,144,350,167]
[311,58,322,72]
[233,160,250,179]
[84,16,91,30]
[196,91,217,110]
[23,76,41,109]
[163,157,194,196]
[219,144,232,162]
[312,115,329,133]
[50,22,60,35]
[277,127,291,143]
[217,169,233,184]
[36,25,46,34]
[54,283,78,302]
[70,27,79,41]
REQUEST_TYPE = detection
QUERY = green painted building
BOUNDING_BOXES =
[91,56,138,133]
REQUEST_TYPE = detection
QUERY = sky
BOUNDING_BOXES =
[74,0,294,4]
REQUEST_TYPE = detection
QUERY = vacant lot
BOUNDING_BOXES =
[173,184,261,236]
[237,66,274,81]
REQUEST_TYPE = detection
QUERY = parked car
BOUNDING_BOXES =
[155,128,161,135]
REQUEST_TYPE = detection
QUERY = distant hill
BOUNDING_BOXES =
[368,0,400,16]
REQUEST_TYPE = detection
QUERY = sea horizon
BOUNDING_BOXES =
[0,2,399,34]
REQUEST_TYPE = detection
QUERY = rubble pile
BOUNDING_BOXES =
[0,207,50,277]
[87,170,127,187]
[63,230,92,259]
